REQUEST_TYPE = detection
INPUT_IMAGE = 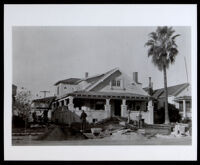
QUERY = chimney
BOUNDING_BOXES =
[149,77,151,88]
[133,72,138,83]
[85,72,89,79]
[148,77,153,95]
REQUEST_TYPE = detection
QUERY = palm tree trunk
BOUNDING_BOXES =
[163,65,170,124]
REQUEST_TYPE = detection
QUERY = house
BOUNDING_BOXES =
[31,96,56,122]
[146,83,191,119]
[51,68,154,125]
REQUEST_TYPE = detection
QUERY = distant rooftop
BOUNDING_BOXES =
[32,96,56,104]
[54,78,81,86]
[145,83,190,99]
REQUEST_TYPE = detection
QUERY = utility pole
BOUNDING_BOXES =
[184,56,189,91]
[184,56,189,84]
[40,91,50,98]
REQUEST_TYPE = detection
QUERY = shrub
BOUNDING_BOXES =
[154,103,181,124]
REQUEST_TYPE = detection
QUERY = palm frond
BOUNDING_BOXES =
[149,32,158,41]
[171,34,180,40]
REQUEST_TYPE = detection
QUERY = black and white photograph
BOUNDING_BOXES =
[4,4,197,161]
[12,26,192,146]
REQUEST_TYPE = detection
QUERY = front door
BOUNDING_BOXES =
[114,100,121,116]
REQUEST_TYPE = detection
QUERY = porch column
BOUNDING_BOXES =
[68,96,74,111]
[59,101,62,107]
[147,99,154,124]
[183,100,186,118]
[64,99,68,106]
[105,99,111,118]
[121,99,127,118]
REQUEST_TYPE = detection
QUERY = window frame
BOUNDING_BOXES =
[112,79,121,88]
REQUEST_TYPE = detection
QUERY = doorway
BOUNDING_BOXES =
[113,100,122,116]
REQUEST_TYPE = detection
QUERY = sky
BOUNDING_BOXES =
[12,26,191,98]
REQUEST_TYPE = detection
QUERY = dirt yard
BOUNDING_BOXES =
[13,130,191,146]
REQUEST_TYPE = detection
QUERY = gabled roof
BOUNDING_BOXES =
[85,68,119,91]
[152,83,189,99]
[54,68,148,98]
[54,78,81,86]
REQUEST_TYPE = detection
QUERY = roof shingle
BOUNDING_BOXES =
[152,83,189,99]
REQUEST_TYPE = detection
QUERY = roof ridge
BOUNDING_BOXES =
[85,67,118,80]
[54,78,81,86]
[154,83,189,91]
[85,68,120,91]
[172,83,189,96]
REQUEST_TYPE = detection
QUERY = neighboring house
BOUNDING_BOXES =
[31,96,56,121]
[147,83,191,119]
[51,68,154,125]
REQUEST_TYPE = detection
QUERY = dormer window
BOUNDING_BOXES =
[112,80,121,87]
[112,80,116,86]
[117,80,120,87]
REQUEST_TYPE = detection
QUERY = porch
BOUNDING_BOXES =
[174,96,192,119]
[51,92,154,124]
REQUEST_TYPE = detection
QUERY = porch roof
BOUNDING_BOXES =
[68,91,149,100]
[174,96,191,102]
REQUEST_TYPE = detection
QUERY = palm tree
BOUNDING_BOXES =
[145,26,180,124]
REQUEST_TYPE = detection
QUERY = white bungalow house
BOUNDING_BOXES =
[51,68,154,125]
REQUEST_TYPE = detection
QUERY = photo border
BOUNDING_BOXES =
[1,0,199,163]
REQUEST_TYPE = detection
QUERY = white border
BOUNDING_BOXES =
[4,4,197,160]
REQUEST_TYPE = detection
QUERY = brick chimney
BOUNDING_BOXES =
[85,72,89,79]
[133,72,138,83]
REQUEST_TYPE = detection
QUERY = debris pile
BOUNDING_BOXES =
[37,125,86,141]
[82,117,138,139]
[171,123,192,137]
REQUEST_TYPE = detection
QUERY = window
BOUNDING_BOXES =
[179,102,183,112]
[186,101,191,112]
[112,80,116,86]
[95,100,105,110]
[57,86,59,95]
[112,80,121,87]
[127,101,135,111]
[117,80,121,87]
[64,86,67,89]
